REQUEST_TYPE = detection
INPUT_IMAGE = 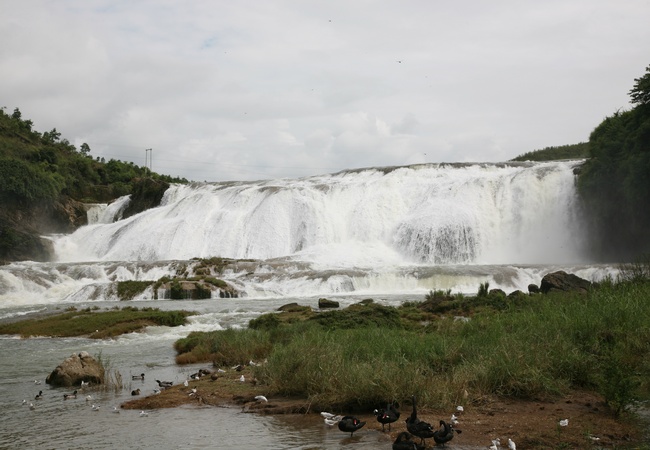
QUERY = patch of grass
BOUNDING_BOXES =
[308,302,403,330]
[116,280,153,300]
[0,306,194,338]
[174,280,650,414]
[174,328,272,366]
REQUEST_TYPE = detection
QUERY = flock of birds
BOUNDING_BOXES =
[23,373,156,418]
[321,395,526,449]
[25,374,574,448]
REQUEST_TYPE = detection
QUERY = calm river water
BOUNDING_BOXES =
[0,295,491,449]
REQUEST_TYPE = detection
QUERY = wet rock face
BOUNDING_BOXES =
[121,178,169,220]
[46,351,105,387]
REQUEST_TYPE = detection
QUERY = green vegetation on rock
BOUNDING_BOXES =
[116,281,154,300]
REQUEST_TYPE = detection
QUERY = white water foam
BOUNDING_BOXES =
[51,162,588,265]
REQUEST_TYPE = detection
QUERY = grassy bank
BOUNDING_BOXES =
[174,280,650,414]
[0,306,194,338]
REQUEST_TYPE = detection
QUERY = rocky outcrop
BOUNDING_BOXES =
[159,279,240,299]
[0,194,89,262]
[540,271,592,294]
[277,303,311,313]
[488,288,506,298]
[122,178,169,219]
[528,284,540,294]
[318,298,340,309]
[46,351,104,387]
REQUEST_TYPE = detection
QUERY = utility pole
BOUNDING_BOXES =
[145,148,152,173]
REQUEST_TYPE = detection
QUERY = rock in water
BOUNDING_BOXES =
[540,271,591,294]
[46,351,104,387]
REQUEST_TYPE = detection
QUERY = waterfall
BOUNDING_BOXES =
[52,161,587,266]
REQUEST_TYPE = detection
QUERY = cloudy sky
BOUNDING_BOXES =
[2,1,648,182]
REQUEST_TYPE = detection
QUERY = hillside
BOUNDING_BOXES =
[0,107,187,262]
[510,142,589,162]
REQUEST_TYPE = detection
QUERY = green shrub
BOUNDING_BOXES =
[116,280,153,300]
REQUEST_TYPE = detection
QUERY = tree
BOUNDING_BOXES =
[42,128,61,144]
[578,64,650,260]
[80,143,91,156]
[629,64,650,106]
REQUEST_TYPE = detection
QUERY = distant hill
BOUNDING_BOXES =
[510,142,589,162]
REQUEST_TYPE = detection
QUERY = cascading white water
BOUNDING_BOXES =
[52,161,587,265]
[1,161,606,308]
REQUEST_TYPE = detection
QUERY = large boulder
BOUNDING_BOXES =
[540,271,592,294]
[318,298,340,309]
[46,351,105,387]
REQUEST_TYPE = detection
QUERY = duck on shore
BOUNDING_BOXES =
[337,416,366,437]
[374,401,400,431]
[433,419,459,446]
[156,380,173,389]
[406,395,435,446]
[392,431,425,450]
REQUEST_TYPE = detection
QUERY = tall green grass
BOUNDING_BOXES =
[174,281,650,413]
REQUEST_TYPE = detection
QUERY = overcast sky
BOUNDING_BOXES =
[2,1,648,182]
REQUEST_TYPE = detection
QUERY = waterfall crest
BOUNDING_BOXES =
[52,161,587,266]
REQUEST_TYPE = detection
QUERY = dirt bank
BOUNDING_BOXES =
[122,366,645,449]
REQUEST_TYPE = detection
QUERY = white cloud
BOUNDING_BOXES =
[2,0,648,181]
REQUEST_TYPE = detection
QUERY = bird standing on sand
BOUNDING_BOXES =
[433,420,459,446]
[406,395,435,446]
[374,401,400,431]
[156,380,173,389]
[338,416,366,437]
[508,438,516,450]
[392,431,424,450]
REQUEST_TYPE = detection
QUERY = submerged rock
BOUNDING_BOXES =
[46,351,104,387]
